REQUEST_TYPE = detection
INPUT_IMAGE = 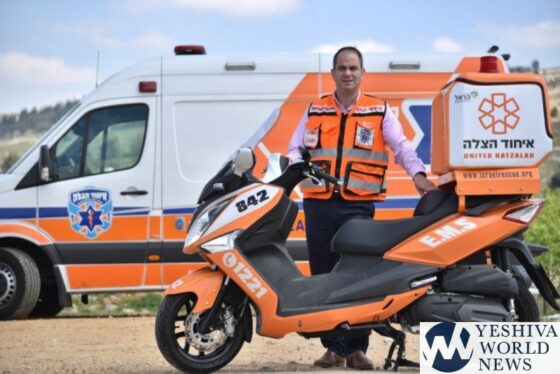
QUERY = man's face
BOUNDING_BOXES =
[331,51,364,96]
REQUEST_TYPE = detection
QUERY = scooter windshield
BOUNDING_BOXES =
[197,159,234,204]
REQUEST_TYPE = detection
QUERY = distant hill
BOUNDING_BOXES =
[0,100,79,171]
[0,100,79,139]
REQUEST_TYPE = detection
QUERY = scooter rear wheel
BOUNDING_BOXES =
[155,293,245,373]
[514,283,540,322]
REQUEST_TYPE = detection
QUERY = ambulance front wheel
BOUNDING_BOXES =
[0,247,41,319]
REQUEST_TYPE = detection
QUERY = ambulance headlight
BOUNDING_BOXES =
[184,198,231,248]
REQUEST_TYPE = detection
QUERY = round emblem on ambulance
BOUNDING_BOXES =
[67,187,113,239]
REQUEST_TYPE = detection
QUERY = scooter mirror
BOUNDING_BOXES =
[233,147,255,176]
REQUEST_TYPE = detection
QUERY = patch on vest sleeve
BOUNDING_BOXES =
[304,128,319,148]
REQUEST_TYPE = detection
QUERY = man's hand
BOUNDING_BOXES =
[413,172,436,195]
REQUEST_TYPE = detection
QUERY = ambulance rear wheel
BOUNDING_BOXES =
[0,247,41,319]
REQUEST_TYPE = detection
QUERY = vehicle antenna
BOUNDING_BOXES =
[96,50,100,88]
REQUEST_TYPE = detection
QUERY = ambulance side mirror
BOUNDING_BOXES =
[39,145,52,182]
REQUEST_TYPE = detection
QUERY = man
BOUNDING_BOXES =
[288,46,434,370]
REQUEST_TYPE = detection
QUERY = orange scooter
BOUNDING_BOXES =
[155,148,559,373]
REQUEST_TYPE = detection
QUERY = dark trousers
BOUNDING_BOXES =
[303,197,375,357]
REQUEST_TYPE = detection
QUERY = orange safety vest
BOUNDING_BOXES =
[300,94,389,201]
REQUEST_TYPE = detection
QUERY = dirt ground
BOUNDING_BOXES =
[0,316,419,373]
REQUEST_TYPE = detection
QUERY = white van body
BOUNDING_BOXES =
[0,48,505,318]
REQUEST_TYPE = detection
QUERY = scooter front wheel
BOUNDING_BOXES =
[155,293,245,373]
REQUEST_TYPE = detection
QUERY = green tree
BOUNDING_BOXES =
[525,189,560,286]
[551,172,560,189]
[531,60,540,74]
[1,152,20,172]
[0,100,78,139]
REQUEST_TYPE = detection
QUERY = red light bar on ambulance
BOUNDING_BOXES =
[174,45,206,55]
[139,81,157,93]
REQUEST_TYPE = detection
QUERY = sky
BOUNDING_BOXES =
[1,0,559,114]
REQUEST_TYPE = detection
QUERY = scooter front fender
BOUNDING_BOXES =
[165,267,225,314]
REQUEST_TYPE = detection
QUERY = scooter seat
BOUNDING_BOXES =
[332,190,457,256]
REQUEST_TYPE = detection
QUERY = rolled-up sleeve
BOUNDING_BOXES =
[382,105,425,177]
[287,111,308,162]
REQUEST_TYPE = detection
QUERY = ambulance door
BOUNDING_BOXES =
[37,99,157,292]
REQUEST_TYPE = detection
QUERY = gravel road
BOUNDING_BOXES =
[0,317,419,373]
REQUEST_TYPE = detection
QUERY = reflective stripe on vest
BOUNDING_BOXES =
[310,148,388,163]
[301,178,385,193]
[301,175,386,195]
[346,178,382,193]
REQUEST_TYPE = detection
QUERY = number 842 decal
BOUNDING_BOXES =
[235,189,270,212]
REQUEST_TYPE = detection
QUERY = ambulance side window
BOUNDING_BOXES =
[52,118,86,180]
[51,104,148,181]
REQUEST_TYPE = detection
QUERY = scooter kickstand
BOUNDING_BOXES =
[381,328,419,371]
[383,338,398,371]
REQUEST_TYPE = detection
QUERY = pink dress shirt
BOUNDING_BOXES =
[287,92,425,178]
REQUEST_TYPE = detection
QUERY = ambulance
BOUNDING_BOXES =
[0,45,537,319]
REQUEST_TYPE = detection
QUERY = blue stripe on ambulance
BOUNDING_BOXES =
[409,105,432,165]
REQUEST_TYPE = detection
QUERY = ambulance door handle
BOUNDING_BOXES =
[120,189,148,196]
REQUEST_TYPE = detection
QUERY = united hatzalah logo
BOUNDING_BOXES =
[68,187,113,239]
[422,322,475,372]
[478,93,520,135]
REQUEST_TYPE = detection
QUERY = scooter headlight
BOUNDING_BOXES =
[201,230,242,253]
[184,198,231,248]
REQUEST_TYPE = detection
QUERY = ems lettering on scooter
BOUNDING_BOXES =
[222,252,268,298]
[419,218,478,248]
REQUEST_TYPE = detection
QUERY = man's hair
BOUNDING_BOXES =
[332,46,364,69]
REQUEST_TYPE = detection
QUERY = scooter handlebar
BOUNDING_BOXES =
[309,164,342,186]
